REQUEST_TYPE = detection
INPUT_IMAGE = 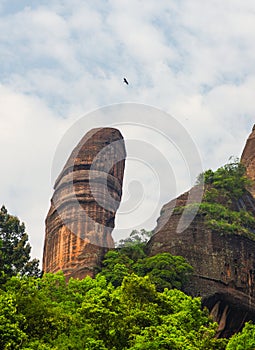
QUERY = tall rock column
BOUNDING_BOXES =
[43,127,126,279]
[241,124,255,196]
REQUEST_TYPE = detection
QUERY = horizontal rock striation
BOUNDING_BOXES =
[43,127,126,280]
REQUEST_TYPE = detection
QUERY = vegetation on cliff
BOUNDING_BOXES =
[175,159,255,239]
[199,160,255,238]
[197,158,251,200]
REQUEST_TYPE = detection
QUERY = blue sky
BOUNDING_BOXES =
[1,0,255,262]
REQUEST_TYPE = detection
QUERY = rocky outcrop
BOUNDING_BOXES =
[43,127,126,280]
[241,124,255,196]
[147,187,255,337]
[147,125,255,337]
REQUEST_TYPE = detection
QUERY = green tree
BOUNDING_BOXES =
[99,229,192,291]
[98,250,134,287]
[76,274,225,350]
[116,229,152,261]
[0,291,27,349]
[99,249,193,291]
[226,322,255,350]
[117,229,153,247]
[98,229,150,287]
[5,273,80,349]
[0,205,40,284]
[0,273,228,349]
[128,288,226,350]
[134,253,193,291]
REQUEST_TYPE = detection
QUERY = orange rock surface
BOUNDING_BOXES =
[241,124,255,196]
[43,128,126,279]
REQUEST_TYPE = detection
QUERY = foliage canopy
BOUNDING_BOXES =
[0,205,40,284]
[1,272,254,349]
[0,272,228,350]
[99,229,193,291]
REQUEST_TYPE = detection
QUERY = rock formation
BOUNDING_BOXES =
[241,124,255,196]
[147,126,255,338]
[147,188,255,337]
[43,127,126,280]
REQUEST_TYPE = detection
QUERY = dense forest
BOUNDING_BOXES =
[1,161,255,349]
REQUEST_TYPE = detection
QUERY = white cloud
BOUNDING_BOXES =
[0,85,66,260]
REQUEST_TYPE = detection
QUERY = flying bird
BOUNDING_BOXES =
[123,77,129,85]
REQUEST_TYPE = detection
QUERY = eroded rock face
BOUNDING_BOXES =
[147,189,255,338]
[43,128,126,280]
[241,124,255,196]
[147,126,255,337]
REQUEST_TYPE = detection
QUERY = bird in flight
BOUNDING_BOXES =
[123,77,129,85]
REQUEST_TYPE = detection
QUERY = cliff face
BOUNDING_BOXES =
[147,126,255,338]
[147,188,255,337]
[241,124,255,196]
[43,127,126,280]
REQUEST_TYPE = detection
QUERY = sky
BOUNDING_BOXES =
[1,0,255,263]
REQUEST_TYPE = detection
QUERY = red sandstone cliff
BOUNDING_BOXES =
[43,127,126,280]
[147,126,255,338]
[241,124,255,196]
[147,187,255,337]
